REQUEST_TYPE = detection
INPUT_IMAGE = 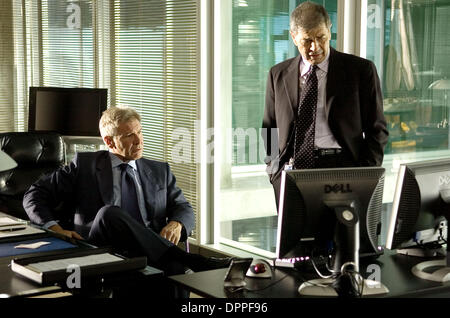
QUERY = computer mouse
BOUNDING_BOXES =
[245,259,273,278]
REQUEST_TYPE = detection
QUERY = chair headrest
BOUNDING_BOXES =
[0,132,65,166]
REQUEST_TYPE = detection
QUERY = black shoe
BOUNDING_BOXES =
[202,256,233,271]
[185,254,233,272]
[164,246,233,272]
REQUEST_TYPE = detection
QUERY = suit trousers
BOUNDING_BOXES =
[87,205,189,298]
[87,205,174,264]
[87,205,188,273]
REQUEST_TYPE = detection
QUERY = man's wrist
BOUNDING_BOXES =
[168,220,183,228]
[43,220,58,230]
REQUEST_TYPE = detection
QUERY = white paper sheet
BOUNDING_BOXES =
[27,253,123,272]
[15,241,51,249]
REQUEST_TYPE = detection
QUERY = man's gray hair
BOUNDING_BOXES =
[99,106,141,138]
[290,1,331,32]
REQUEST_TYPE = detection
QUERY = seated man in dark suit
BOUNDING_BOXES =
[23,106,231,281]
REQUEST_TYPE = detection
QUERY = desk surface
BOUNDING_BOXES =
[169,250,450,298]
[0,232,93,298]
[0,257,63,297]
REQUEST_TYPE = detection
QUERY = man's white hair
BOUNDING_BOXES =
[99,106,141,138]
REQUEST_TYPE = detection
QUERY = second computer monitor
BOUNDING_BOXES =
[386,158,450,254]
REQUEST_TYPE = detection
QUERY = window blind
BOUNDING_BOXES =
[164,0,200,240]
[112,0,200,239]
[0,0,15,132]
[0,0,39,132]
[2,0,95,132]
[41,0,95,87]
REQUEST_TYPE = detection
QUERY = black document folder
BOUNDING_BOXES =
[11,247,147,285]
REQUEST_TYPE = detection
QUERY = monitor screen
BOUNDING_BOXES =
[28,87,107,137]
[386,158,450,254]
[276,167,385,267]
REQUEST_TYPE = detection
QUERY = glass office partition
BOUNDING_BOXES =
[366,0,450,200]
[365,0,450,242]
[366,0,450,157]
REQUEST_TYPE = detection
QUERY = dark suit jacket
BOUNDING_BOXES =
[262,47,388,181]
[23,151,195,240]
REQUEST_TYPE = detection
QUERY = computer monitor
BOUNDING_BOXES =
[28,86,107,137]
[386,158,450,282]
[276,167,388,296]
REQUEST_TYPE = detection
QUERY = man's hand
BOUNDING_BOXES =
[160,221,182,245]
[49,224,84,240]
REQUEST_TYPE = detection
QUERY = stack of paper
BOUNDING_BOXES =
[0,216,27,227]
[0,216,44,238]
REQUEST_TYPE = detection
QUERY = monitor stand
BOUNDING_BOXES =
[298,277,389,296]
[407,212,450,283]
[411,229,450,282]
[411,259,450,282]
[298,204,389,297]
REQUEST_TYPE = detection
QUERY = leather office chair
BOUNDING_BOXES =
[0,132,65,220]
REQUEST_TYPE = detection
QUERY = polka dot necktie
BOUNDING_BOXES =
[293,65,318,169]
[120,163,144,225]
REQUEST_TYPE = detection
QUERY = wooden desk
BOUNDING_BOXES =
[169,250,450,298]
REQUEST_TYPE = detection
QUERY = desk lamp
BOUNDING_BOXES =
[0,150,17,172]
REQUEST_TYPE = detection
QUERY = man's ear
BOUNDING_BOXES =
[103,136,115,149]
[290,30,298,45]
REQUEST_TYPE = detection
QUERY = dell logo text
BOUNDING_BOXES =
[324,184,352,194]
[439,175,450,186]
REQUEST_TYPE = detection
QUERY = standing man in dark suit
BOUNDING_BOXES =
[23,106,231,281]
[262,2,388,206]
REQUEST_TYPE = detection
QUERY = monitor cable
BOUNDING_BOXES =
[310,249,338,279]
[415,239,445,250]
[331,262,364,298]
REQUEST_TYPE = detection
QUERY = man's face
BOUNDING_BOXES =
[107,119,144,161]
[290,22,331,65]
